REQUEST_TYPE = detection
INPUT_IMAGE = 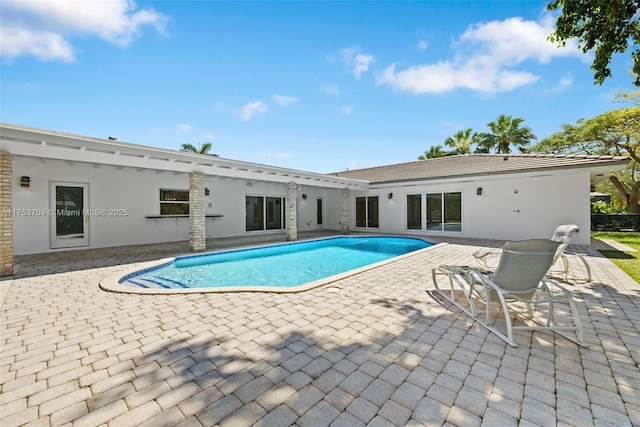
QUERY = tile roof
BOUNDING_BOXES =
[330,154,630,184]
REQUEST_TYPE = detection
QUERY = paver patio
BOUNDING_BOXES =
[1,232,639,426]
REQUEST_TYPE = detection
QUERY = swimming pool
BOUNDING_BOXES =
[114,236,433,292]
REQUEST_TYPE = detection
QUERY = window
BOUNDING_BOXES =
[246,196,284,231]
[160,189,189,215]
[406,194,421,230]
[426,191,461,232]
[355,196,379,228]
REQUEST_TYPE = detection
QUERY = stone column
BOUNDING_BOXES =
[285,181,298,241]
[340,187,350,235]
[0,152,13,277]
[189,171,206,252]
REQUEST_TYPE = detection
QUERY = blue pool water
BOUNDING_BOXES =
[120,236,432,289]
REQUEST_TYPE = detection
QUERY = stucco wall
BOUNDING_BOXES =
[294,187,343,232]
[11,157,344,255]
[355,169,591,245]
[11,156,592,255]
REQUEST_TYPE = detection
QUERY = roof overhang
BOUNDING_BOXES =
[0,123,369,190]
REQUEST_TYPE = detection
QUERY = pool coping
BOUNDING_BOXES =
[99,237,446,294]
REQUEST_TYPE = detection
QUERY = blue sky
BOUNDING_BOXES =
[0,1,634,173]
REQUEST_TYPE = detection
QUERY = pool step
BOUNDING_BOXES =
[124,276,188,289]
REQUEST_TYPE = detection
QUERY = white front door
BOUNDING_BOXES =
[50,182,89,249]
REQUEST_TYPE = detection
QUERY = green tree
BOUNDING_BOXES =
[180,142,215,155]
[418,145,448,160]
[478,115,537,154]
[444,128,479,154]
[530,106,640,213]
[591,200,615,214]
[547,0,640,86]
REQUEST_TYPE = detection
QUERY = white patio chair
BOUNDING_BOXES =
[548,224,592,282]
[472,224,591,282]
[432,239,586,347]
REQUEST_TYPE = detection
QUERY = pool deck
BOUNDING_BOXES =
[1,231,639,426]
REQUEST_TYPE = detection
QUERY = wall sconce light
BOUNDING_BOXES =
[476,187,482,196]
[388,193,393,199]
[514,189,518,194]
[204,188,210,196]
[302,194,307,200]
[20,176,30,188]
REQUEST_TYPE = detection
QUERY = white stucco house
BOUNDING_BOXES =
[0,123,629,277]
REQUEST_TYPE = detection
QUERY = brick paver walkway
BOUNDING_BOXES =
[1,232,638,426]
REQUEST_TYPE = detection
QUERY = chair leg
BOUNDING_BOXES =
[431,268,518,347]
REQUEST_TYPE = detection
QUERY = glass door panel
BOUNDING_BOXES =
[444,192,462,231]
[355,197,367,227]
[407,194,422,230]
[367,196,379,228]
[316,197,324,228]
[245,196,264,231]
[426,193,442,230]
[266,197,282,230]
[50,182,89,248]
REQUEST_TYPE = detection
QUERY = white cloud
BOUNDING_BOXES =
[235,101,267,122]
[340,105,354,115]
[320,84,341,96]
[177,124,191,132]
[377,14,584,94]
[417,40,429,51]
[546,74,573,94]
[0,0,168,62]
[340,46,375,79]
[273,94,297,106]
[0,27,74,62]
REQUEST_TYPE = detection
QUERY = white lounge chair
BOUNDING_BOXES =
[432,239,586,347]
[473,224,591,282]
[548,224,592,282]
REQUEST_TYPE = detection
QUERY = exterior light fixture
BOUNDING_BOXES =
[302,194,307,200]
[20,176,30,188]
[476,187,482,196]
[388,193,393,199]
[204,188,210,196]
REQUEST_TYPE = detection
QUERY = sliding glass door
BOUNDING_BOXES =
[246,195,284,232]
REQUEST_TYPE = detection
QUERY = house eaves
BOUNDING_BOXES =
[330,154,630,185]
[0,123,369,190]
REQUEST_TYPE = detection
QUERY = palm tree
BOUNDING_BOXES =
[478,115,537,153]
[444,128,478,154]
[418,145,448,159]
[180,142,215,155]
